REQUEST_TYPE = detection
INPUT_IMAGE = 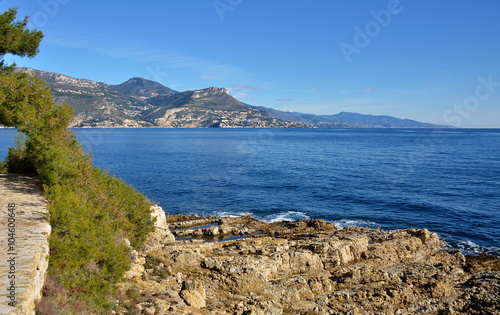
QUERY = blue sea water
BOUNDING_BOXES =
[1,128,499,255]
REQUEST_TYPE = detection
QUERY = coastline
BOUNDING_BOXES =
[116,207,500,314]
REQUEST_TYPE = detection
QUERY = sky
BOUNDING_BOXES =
[2,0,500,128]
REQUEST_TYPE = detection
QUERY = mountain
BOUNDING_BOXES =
[17,68,448,128]
[19,68,154,127]
[18,68,304,128]
[144,87,305,128]
[111,77,177,99]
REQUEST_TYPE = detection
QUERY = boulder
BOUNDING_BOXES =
[179,279,206,308]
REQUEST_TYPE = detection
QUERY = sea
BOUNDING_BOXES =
[1,128,499,256]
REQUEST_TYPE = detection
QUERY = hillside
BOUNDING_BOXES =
[144,87,303,128]
[19,68,154,127]
[19,68,304,128]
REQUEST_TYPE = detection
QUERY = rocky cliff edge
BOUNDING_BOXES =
[118,208,500,314]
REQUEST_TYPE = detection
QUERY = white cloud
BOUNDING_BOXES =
[231,92,250,99]
[229,85,262,92]
[310,87,340,93]
[45,30,252,80]
[310,87,374,95]
[201,75,219,80]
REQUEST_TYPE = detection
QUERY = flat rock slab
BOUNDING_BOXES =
[0,174,50,315]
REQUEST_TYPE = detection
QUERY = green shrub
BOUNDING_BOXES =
[145,255,171,280]
[5,133,36,174]
[0,159,7,173]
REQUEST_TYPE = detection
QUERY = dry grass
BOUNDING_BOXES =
[35,276,93,315]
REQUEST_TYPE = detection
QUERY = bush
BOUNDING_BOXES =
[4,133,36,174]
[144,254,171,280]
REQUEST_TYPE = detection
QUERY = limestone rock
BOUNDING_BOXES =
[124,256,146,280]
[144,206,175,254]
[117,215,500,314]
[179,279,206,308]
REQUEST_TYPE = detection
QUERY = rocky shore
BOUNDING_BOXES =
[117,206,500,314]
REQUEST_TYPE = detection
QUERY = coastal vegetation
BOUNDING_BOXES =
[0,5,154,311]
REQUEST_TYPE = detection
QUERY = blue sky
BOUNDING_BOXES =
[2,0,500,127]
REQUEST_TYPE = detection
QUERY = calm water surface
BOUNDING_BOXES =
[1,128,499,255]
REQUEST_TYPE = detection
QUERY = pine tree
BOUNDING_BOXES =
[0,5,43,73]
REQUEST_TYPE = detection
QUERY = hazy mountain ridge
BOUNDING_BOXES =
[320,112,445,128]
[249,105,450,128]
[18,68,448,128]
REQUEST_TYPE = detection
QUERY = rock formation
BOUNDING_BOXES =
[117,213,500,314]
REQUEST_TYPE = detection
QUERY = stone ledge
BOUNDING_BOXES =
[0,174,50,315]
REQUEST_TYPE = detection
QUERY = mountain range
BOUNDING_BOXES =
[18,68,449,129]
